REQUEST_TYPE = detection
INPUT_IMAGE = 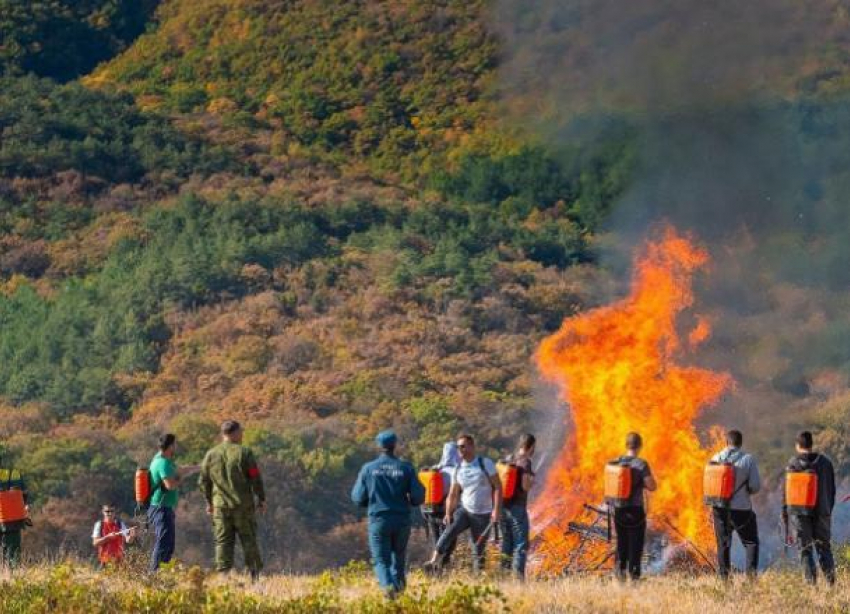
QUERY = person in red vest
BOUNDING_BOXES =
[91,505,137,566]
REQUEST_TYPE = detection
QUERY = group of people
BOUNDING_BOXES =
[0,422,845,594]
[608,429,839,586]
[350,426,843,598]
[351,430,536,598]
[0,420,267,579]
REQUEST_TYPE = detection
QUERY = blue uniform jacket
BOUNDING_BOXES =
[351,453,425,518]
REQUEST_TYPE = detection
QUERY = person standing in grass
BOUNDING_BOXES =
[92,504,137,567]
[148,433,199,572]
[709,429,761,580]
[351,430,425,599]
[0,461,29,568]
[782,430,836,585]
[499,433,536,579]
[200,420,266,581]
[421,442,461,568]
[612,432,656,582]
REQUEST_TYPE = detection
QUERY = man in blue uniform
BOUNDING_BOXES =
[351,430,425,599]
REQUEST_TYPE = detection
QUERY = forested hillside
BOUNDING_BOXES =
[2,0,850,572]
[0,0,635,569]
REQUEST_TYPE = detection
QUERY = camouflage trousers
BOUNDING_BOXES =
[213,507,262,574]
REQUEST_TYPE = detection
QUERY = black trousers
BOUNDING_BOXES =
[614,507,646,580]
[711,508,759,577]
[436,508,491,572]
[793,514,835,585]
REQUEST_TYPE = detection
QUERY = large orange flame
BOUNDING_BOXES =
[532,226,732,573]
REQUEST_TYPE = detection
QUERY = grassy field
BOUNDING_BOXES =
[1,562,849,613]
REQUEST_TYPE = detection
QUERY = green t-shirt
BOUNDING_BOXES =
[149,452,178,508]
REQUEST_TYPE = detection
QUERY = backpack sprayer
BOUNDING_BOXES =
[0,458,28,527]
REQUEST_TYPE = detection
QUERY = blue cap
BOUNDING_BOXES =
[376,430,397,448]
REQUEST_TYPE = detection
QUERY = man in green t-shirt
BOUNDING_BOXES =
[147,433,199,571]
[200,420,266,580]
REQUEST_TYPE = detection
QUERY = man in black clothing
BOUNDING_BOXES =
[781,431,837,585]
[612,432,656,581]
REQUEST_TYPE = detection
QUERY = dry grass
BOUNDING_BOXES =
[3,561,849,613]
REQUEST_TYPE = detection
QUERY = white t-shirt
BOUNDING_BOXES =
[454,456,497,515]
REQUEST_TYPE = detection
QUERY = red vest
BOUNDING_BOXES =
[97,519,125,564]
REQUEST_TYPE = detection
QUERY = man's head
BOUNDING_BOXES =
[101,504,117,520]
[795,430,814,454]
[159,433,177,457]
[518,433,536,456]
[375,430,397,454]
[456,434,476,461]
[625,432,642,453]
[726,429,743,448]
[221,420,243,443]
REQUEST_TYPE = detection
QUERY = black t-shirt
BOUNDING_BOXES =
[508,456,535,507]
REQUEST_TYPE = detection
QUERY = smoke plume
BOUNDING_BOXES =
[499,0,850,566]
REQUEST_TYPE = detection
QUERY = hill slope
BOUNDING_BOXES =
[89,0,499,179]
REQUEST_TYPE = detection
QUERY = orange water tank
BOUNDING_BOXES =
[703,462,736,507]
[604,461,633,506]
[785,470,818,515]
[418,470,445,508]
[135,467,151,505]
[0,489,27,524]
[498,462,519,502]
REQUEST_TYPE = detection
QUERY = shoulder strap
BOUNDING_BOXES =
[478,457,495,495]
[731,477,749,497]
[149,465,166,498]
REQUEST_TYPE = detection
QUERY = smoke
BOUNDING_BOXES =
[501,0,850,564]
[496,0,849,116]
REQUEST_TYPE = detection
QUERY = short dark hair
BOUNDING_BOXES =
[158,433,176,451]
[518,433,536,451]
[796,431,813,450]
[457,434,475,446]
[726,430,743,447]
[625,432,642,451]
[221,420,242,435]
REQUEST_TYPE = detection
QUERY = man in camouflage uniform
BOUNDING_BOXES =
[0,461,30,568]
[200,420,266,580]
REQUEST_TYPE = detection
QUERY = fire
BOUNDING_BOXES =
[532,226,732,573]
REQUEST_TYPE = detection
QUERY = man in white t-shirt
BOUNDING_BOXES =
[425,434,502,572]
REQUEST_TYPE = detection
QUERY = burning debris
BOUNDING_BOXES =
[531,226,732,575]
